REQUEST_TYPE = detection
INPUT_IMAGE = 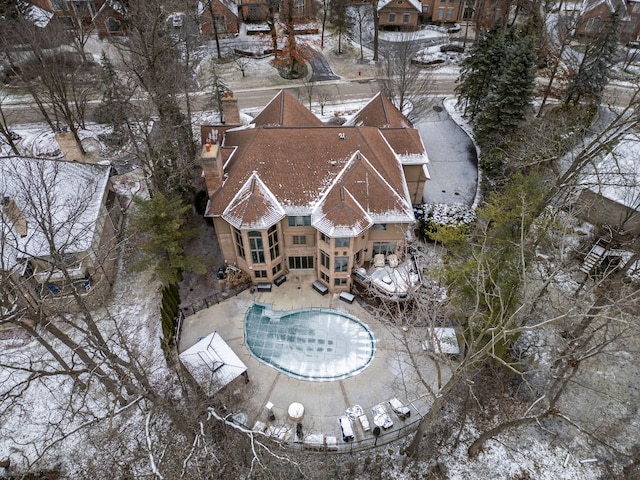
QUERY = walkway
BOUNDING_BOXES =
[179,274,450,450]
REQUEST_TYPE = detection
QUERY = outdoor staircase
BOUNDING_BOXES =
[579,242,609,275]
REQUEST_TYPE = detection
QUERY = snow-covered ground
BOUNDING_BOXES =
[1,26,637,480]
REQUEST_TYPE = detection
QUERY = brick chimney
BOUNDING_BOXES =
[222,91,240,125]
[200,141,225,197]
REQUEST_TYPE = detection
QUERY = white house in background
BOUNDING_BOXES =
[0,157,123,311]
[179,331,248,396]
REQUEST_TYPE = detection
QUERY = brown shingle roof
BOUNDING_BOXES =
[222,172,285,229]
[312,185,372,237]
[251,90,323,127]
[205,93,422,231]
[207,127,414,224]
[345,92,413,128]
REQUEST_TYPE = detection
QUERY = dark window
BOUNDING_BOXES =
[372,242,396,255]
[389,13,396,22]
[320,250,330,269]
[272,263,282,275]
[292,235,306,245]
[335,237,350,248]
[249,231,265,263]
[254,270,268,278]
[334,256,349,272]
[320,272,330,282]
[268,225,280,261]
[288,256,314,269]
[288,215,311,226]
[320,232,330,244]
[334,278,348,286]
[234,228,245,259]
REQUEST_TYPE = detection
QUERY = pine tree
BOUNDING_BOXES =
[94,53,130,137]
[456,23,508,119]
[564,10,621,106]
[474,34,536,139]
[131,193,208,286]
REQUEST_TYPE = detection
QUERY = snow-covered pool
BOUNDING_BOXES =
[244,303,375,381]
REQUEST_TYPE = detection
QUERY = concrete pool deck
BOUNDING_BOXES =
[179,273,445,447]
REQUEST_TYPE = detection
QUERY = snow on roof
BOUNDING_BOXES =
[179,331,247,396]
[378,0,422,12]
[580,134,640,210]
[0,157,111,272]
[222,171,286,229]
[312,185,373,237]
[198,0,238,18]
[24,3,54,28]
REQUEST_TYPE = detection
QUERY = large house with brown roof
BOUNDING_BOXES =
[201,91,430,293]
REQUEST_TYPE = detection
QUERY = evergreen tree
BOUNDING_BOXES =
[564,10,621,106]
[94,53,130,138]
[455,23,508,119]
[131,193,208,286]
[474,34,536,139]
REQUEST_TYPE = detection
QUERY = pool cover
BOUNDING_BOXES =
[244,303,375,381]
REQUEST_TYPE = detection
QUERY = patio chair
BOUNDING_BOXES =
[373,254,385,268]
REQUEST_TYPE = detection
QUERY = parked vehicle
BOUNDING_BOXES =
[372,404,393,430]
[388,398,411,419]
[338,415,354,442]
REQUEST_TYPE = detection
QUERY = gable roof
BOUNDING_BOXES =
[222,171,286,229]
[198,0,239,18]
[205,93,426,233]
[0,157,111,272]
[207,126,414,228]
[251,90,323,127]
[345,92,413,129]
[378,0,422,13]
[580,0,627,16]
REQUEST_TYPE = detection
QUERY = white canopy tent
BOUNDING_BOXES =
[179,332,248,396]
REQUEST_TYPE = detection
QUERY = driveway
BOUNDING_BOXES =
[303,46,340,82]
[417,99,478,206]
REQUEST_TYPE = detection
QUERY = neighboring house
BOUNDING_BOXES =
[0,157,123,312]
[576,0,640,42]
[574,134,640,236]
[237,0,313,23]
[378,0,422,31]
[419,0,464,25]
[198,0,240,36]
[201,91,430,293]
[24,0,126,37]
